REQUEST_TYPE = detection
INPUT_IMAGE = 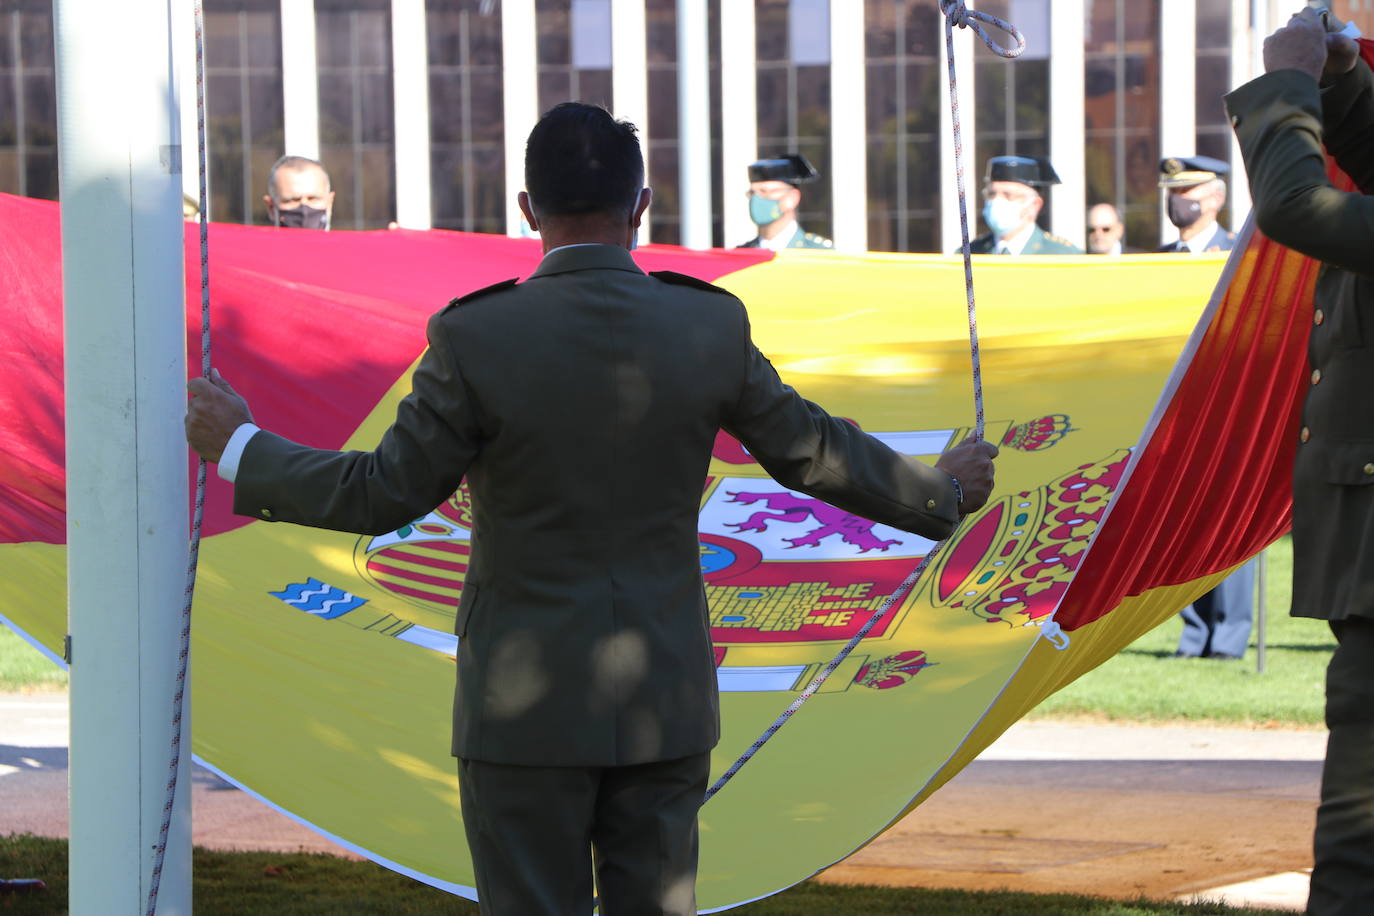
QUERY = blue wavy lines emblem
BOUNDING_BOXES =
[270,578,367,619]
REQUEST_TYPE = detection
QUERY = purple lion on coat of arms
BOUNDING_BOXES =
[725,491,901,552]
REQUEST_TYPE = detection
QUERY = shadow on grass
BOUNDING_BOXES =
[0,835,1278,916]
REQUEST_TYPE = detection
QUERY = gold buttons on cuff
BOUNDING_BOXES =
[1313,309,1324,326]
[261,508,273,519]
[1311,369,1322,385]
[925,498,937,510]
[1300,427,1311,443]
[1364,463,1374,476]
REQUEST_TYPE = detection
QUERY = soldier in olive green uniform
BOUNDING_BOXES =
[737,154,835,250]
[185,103,999,916]
[962,156,1082,255]
[1226,10,1374,914]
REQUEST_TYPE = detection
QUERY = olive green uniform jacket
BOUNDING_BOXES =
[964,225,1083,254]
[233,244,962,767]
[1226,64,1374,622]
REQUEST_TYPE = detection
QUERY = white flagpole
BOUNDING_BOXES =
[55,0,192,911]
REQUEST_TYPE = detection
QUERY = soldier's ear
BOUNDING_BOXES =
[517,191,539,232]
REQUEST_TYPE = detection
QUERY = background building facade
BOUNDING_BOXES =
[4,0,1373,249]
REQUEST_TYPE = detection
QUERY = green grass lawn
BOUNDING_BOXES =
[0,835,1273,915]
[1029,536,1330,727]
[0,626,65,693]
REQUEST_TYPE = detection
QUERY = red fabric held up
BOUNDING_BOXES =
[1052,44,1374,631]
[0,193,771,545]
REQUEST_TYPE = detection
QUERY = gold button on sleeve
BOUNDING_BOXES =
[1311,369,1322,385]
[1364,463,1374,476]
[925,498,937,510]
[261,508,273,519]
[1314,309,1324,326]
[1300,427,1311,443]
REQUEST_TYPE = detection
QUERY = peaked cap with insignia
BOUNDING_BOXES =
[1158,155,1229,189]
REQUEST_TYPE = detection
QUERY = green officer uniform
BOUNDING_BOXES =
[957,155,1084,255]
[966,224,1082,254]
[738,226,835,250]
[737,153,835,250]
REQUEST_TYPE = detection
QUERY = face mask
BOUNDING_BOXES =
[1166,194,1202,229]
[749,194,784,227]
[275,204,329,230]
[981,198,1027,238]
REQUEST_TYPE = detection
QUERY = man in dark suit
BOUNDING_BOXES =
[736,154,834,250]
[963,156,1082,255]
[1155,156,1237,253]
[185,102,998,915]
[1227,9,1374,913]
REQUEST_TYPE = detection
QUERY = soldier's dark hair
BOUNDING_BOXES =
[524,102,644,220]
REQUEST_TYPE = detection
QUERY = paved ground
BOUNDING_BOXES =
[1,693,1324,911]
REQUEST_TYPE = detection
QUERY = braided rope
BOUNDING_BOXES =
[941,0,1022,441]
[702,3,1023,807]
[146,2,210,911]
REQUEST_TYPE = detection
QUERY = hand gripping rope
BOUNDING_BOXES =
[701,3,1024,807]
[147,2,211,912]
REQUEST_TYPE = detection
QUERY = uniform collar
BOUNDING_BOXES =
[1181,221,1220,253]
[529,243,645,279]
[996,223,1038,255]
[759,220,801,251]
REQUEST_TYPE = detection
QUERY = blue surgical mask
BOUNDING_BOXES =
[749,195,784,227]
[981,198,1026,238]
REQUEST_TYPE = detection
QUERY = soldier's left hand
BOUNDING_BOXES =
[1263,8,1328,82]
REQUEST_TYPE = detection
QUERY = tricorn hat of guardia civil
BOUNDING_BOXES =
[747,154,819,185]
[984,155,1061,187]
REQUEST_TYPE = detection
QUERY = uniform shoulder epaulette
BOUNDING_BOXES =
[804,232,834,248]
[1046,232,1076,247]
[650,270,734,295]
[445,277,519,310]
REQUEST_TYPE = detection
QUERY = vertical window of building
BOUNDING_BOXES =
[316,0,396,230]
[863,0,940,252]
[973,0,1051,229]
[646,0,680,244]
[1195,0,1232,229]
[0,1,56,201]
[204,1,285,224]
[755,0,832,241]
[638,0,722,247]
[428,1,505,233]
[1084,0,1161,250]
[537,0,613,112]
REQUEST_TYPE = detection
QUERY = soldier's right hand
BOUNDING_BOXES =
[934,435,998,515]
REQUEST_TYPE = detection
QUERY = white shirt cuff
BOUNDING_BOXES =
[217,422,261,483]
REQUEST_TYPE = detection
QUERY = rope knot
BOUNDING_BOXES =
[940,0,970,29]
[940,0,1027,59]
